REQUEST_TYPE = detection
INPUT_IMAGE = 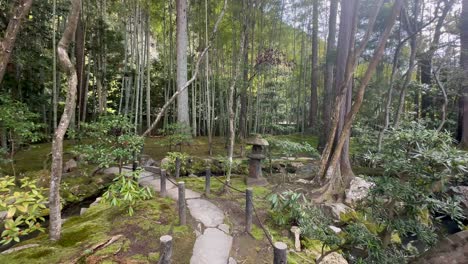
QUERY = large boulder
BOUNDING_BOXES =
[63,159,78,173]
[345,177,375,207]
[317,252,348,264]
[320,203,354,223]
[412,230,468,264]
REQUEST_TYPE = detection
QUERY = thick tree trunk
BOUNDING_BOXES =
[460,0,468,147]
[319,0,402,200]
[0,0,34,85]
[176,0,190,128]
[318,0,338,152]
[49,0,81,241]
[309,0,319,132]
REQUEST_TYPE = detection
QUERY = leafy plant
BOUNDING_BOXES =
[76,115,144,171]
[265,136,319,158]
[157,123,192,151]
[0,95,44,175]
[216,155,242,176]
[101,170,153,216]
[0,176,47,245]
[161,152,190,175]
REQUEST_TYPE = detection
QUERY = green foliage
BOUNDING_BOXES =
[216,156,242,176]
[0,176,47,245]
[265,136,319,158]
[76,115,144,169]
[157,123,192,151]
[0,95,44,159]
[101,170,153,216]
[161,152,190,175]
[268,191,407,263]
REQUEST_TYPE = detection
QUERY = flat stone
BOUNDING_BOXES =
[143,166,161,174]
[190,228,233,264]
[317,252,348,264]
[218,224,230,234]
[80,208,88,216]
[167,188,202,200]
[139,178,177,192]
[187,199,225,227]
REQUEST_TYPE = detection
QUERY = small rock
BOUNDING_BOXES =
[80,208,88,216]
[189,173,198,178]
[90,197,102,207]
[317,252,348,264]
[297,163,315,175]
[218,224,230,234]
[345,177,375,207]
[141,155,156,167]
[329,225,342,233]
[320,203,354,223]
[295,179,311,184]
[228,257,237,264]
[63,159,78,173]
[143,166,161,174]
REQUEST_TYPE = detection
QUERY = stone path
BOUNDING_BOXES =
[132,167,235,264]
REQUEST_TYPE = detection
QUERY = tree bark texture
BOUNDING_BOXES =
[319,0,338,152]
[176,0,190,127]
[309,0,319,131]
[49,0,81,241]
[0,0,34,85]
[460,0,468,146]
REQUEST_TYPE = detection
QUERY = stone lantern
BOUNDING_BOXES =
[245,135,269,186]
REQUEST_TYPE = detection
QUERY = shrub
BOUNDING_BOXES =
[76,115,144,171]
[0,176,47,245]
[101,170,153,216]
[157,123,192,151]
[161,152,190,175]
[265,136,319,158]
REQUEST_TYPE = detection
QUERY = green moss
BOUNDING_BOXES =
[148,252,160,262]
[250,224,265,241]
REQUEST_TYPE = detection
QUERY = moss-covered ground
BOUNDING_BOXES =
[0,197,194,264]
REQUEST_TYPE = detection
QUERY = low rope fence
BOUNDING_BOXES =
[155,162,289,263]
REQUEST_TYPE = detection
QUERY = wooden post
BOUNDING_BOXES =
[159,235,173,264]
[205,167,211,196]
[178,181,186,225]
[273,242,288,264]
[160,169,167,197]
[245,188,253,232]
[175,157,181,178]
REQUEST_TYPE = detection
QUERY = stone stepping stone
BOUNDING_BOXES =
[187,199,225,228]
[103,167,154,178]
[190,228,233,264]
[167,188,201,200]
[139,178,178,192]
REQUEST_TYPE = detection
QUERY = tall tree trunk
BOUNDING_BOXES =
[459,0,468,147]
[309,0,319,132]
[0,0,34,85]
[75,14,85,125]
[49,0,81,241]
[318,0,338,152]
[176,0,190,129]
[239,0,250,156]
[317,0,402,200]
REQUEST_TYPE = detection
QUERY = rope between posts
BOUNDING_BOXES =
[212,175,246,195]
[251,200,275,247]
[166,177,179,186]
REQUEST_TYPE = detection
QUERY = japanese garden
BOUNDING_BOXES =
[0,0,467,263]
